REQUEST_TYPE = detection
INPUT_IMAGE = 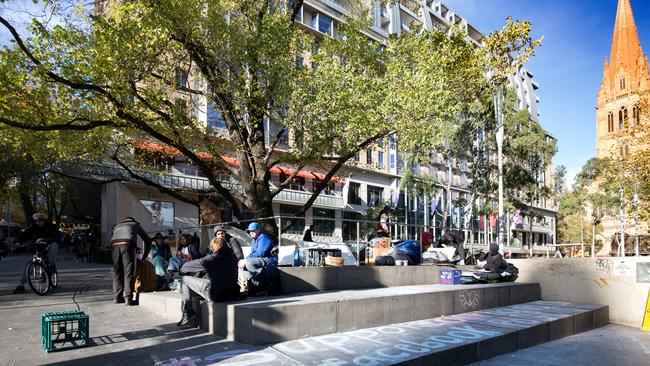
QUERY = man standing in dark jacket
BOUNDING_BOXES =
[177,236,241,327]
[110,217,151,305]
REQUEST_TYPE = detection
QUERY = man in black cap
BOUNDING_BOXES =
[110,217,151,305]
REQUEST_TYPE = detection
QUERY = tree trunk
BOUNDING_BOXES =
[18,173,34,223]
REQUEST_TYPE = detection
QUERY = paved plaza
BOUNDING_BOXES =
[1,254,649,366]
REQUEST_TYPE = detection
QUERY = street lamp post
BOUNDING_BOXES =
[493,86,505,246]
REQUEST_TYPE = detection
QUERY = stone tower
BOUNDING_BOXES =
[596,0,650,158]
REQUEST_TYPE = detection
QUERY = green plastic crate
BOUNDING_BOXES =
[41,310,89,353]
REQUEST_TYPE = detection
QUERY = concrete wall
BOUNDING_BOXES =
[510,257,650,327]
[101,182,199,248]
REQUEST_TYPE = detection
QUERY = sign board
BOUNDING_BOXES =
[613,260,633,277]
[637,262,650,283]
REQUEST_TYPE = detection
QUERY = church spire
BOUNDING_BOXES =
[609,0,643,70]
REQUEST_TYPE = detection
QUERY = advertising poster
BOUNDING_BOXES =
[140,200,175,227]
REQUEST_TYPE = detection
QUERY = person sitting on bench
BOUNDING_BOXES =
[239,222,278,280]
[483,243,507,273]
[177,236,241,328]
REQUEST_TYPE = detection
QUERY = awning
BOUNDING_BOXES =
[133,140,344,183]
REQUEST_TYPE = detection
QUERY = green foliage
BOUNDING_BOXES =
[0,0,544,227]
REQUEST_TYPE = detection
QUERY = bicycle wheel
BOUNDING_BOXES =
[49,270,58,288]
[27,262,50,295]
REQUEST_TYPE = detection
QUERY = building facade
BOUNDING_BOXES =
[596,0,649,159]
[90,1,557,250]
[595,0,649,241]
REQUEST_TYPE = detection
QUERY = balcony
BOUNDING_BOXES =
[274,188,345,208]
[320,0,351,16]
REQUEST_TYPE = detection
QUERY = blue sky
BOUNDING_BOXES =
[445,0,650,185]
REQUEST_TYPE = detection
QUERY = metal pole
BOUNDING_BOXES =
[356,221,360,266]
[494,86,505,246]
[619,186,625,257]
[592,223,596,258]
[581,243,584,258]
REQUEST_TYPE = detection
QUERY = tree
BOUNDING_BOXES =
[554,165,566,197]
[0,1,540,236]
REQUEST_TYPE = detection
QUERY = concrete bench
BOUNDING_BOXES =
[210,300,609,365]
[277,265,443,293]
[140,282,541,345]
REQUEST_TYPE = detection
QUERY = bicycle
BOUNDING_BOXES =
[26,239,58,295]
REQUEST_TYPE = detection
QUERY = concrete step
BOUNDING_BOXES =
[140,282,541,345]
[206,300,610,365]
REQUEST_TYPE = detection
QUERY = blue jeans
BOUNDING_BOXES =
[239,257,273,281]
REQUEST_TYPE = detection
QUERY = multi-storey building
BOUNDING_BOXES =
[82,1,556,249]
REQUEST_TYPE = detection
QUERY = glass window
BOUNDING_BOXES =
[280,205,305,235]
[378,152,384,168]
[354,152,360,162]
[366,150,373,165]
[312,12,332,35]
[342,211,367,241]
[390,154,396,169]
[607,112,614,132]
[175,69,189,90]
[280,172,305,191]
[367,185,383,207]
[313,208,335,237]
[348,182,362,205]
[312,179,335,195]
[207,101,226,129]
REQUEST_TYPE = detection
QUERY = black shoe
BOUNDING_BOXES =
[125,297,136,306]
[177,313,199,328]
[115,296,125,304]
[12,285,25,294]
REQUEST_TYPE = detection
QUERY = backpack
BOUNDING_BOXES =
[134,260,159,293]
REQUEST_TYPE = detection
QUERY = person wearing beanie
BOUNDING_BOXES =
[213,225,244,260]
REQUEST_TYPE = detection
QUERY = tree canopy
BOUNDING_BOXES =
[0,0,541,234]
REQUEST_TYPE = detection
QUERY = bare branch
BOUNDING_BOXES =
[111,153,201,207]
[281,131,390,231]
[0,116,116,131]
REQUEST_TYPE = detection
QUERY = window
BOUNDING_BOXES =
[175,69,189,90]
[207,102,226,129]
[619,107,628,130]
[313,179,334,195]
[280,205,305,235]
[461,174,468,188]
[607,112,614,133]
[279,172,305,191]
[390,154,396,169]
[367,185,384,208]
[354,152,360,162]
[366,150,373,165]
[288,1,302,22]
[311,12,333,35]
[633,105,640,126]
[313,208,335,237]
[620,76,626,90]
[342,211,368,241]
[175,99,188,116]
[348,182,362,205]
[377,151,384,168]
